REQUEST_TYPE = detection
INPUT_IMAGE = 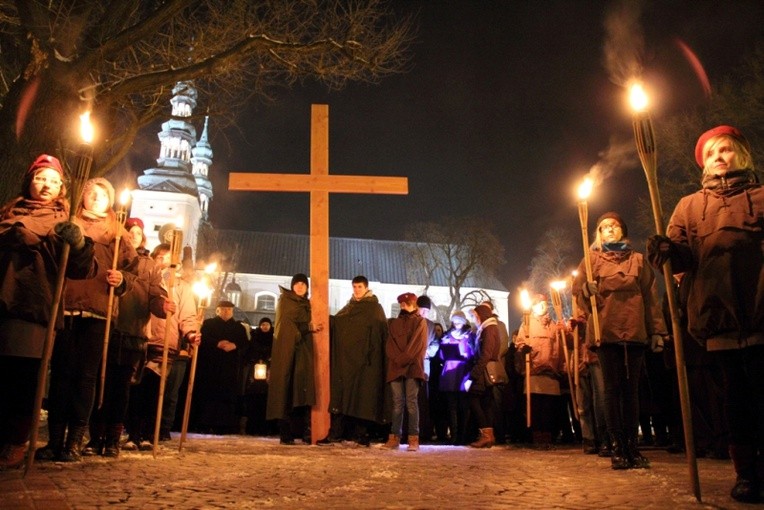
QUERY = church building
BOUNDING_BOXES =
[129,82,510,326]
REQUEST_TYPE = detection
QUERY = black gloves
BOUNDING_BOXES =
[54,221,85,250]
[646,234,672,268]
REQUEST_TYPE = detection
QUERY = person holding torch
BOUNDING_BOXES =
[647,126,764,503]
[83,217,169,458]
[0,155,95,470]
[36,178,139,463]
[573,211,666,470]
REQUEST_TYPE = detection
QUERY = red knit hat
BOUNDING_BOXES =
[695,125,750,168]
[27,154,64,178]
[124,217,144,231]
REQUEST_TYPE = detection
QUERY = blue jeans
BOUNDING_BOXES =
[390,377,420,436]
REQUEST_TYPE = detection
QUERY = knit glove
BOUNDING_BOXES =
[54,221,85,250]
[581,281,599,299]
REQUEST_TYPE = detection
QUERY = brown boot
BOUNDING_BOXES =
[407,436,419,452]
[382,434,400,449]
[470,428,495,448]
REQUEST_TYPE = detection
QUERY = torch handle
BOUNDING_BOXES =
[153,268,176,458]
[525,352,532,428]
[578,201,602,345]
[97,232,123,409]
[179,304,206,452]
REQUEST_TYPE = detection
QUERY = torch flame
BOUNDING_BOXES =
[550,280,566,291]
[204,262,218,274]
[192,281,212,305]
[80,111,94,144]
[519,288,532,311]
[119,189,131,206]
[629,82,649,112]
[577,176,593,201]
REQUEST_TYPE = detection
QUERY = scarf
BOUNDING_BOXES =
[701,169,758,196]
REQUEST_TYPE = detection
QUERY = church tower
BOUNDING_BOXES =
[131,81,213,251]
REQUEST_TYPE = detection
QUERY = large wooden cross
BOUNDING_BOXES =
[229,104,408,442]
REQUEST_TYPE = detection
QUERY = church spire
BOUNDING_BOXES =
[192,116,214,221]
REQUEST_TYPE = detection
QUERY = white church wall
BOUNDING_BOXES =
[130,189,201,252]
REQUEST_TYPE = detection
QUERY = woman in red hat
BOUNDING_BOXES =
[0,155,95,469]
[573,211,667,470]
[648,125,763,503]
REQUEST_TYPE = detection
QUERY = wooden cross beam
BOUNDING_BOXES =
[229,104,408,442]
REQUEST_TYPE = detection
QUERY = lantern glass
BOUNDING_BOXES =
[254,361,268,381]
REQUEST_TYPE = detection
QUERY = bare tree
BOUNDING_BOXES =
[405,217,506,315]
[0,0,414,203]
[525,227,576,319]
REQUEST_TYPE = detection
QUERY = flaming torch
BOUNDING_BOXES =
[551,280,578,420]
[629,81,700,501]
[153,221,183,458]
[26,111,96,475]
[179,263,216,452]
[576,177,601,345]
[519,289,532,428]
[97,189,130,408]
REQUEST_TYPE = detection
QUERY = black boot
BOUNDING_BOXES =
[34,421,66,461]
[60,424,87,462]
[626,434,650,469]
[103,424,123,458]
[730,444,760,503]
[82,421,105,456]
[610,433,630,470]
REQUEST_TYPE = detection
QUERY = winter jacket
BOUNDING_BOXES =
[145,273,198,372]
[329,291,388,422]
[661,178,764,351]
[266,287,316,420]
[438,325,475,392]
[65,215,139,317]
[573,245,666,347]
[385,309,427,383]
[114,252,166,338]
[468,317,501,393]
[0,201,95,357]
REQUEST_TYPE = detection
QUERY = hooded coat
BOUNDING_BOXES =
[266,286,316,420]
[0,201,95,357]
[329,291,388,423]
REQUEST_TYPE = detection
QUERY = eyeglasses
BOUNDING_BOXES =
[600,224,622,232]
[32,176,63,187]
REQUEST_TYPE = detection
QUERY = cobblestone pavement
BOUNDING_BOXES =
[0,434,753,509]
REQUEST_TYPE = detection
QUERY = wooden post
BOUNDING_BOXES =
[228,105,408,442]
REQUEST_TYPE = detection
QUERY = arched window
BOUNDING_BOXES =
[256,292,276,312]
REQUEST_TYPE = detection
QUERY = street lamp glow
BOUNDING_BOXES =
[629,82,649,113]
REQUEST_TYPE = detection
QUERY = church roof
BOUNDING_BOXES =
[200,230,507,291]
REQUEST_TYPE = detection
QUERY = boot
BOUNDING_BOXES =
[0,443,27,470]
[34,421,65,461]
[610,433,630,470]
[381,434,400,449]
[582,439,598,455]
[626,434,650,469]
[82,422,106,456]
[60,424,87,462]
[103,424,123,458]
[531,431,553,450]
[407,436,419,452]
[470,428,495,449]
[730,444,760,503]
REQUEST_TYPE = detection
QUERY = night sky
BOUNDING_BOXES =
[130,0,763,314]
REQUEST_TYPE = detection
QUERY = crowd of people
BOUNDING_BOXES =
[0,123,761,504]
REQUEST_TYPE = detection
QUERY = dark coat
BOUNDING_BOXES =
[385,310,427,383]
[438,326,475,392]
[0,202,95,357]
[329,293,388,423]
[195,315,250,430]
[469,318,501,393]
[266,287,316,420]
